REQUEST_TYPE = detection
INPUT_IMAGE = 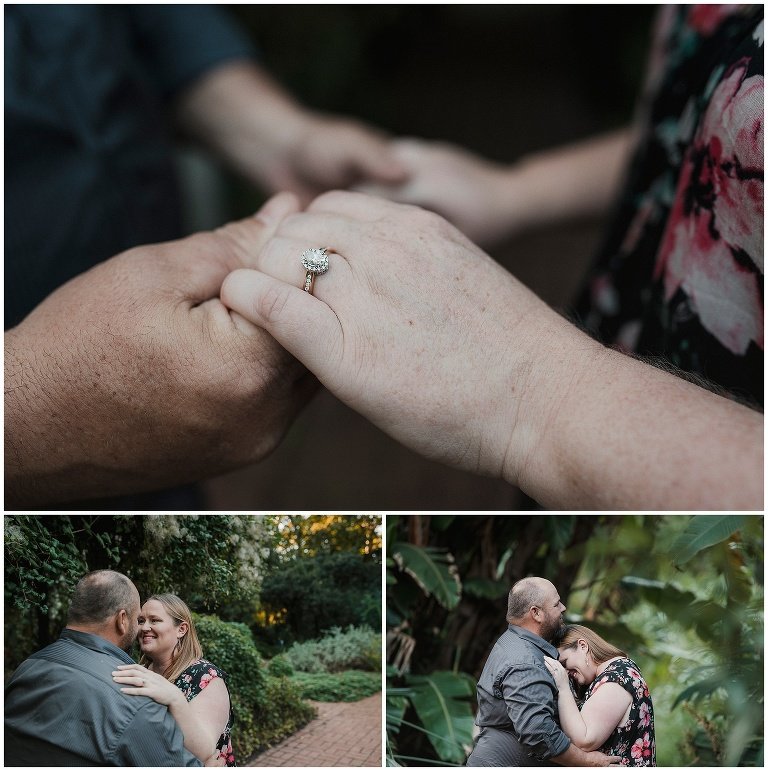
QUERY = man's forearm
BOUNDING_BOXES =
[174,61,309,184]
[4,329,64,507]
[507,319,763,510]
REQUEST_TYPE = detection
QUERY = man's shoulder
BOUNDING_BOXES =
[486,629,544,669]
[13,638,163,718]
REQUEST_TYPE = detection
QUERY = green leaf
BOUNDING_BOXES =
[672,675,727,707]
[495,547,513,580]
[406,671,475,764]
[463,578,508,599]
[386,693,410,732]
[667,515,746,566]
[430,516,456,532]
[391,543,461,610]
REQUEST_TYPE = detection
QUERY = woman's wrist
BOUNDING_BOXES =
[495,303,603,492]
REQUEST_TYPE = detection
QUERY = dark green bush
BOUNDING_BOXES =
[290,670,382,702]
[193,614,313,759]
[267,654,295,678]
[258,551,381,642]
[248,676,316,758]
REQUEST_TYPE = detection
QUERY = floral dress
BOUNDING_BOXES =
[574,5,763,407]
[175,658,236,766]
[584,658,655,766]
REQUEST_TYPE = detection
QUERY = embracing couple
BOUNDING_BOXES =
[5,570,234,767]
[466,577,655,767]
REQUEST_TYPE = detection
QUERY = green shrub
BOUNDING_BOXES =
[285,625,381,673]
[259,551,381,642]
[290,670,381,702]
[267,654,294,678]
[193,614,313,759]
[250,676,316,757]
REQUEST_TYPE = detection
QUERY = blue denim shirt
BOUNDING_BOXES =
[4,629,202,766]
[473,625,570,761]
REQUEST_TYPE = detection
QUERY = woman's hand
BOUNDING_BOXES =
[543,656,571,692]
[220,191,575,483]
[355,139,522,248]
[112,664,185,709]
[220,191,763,510]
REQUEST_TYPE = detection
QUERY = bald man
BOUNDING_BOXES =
[466,577,618,766]
[4,570,201,766]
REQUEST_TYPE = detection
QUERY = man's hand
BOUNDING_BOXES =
[552,745,622,766]
[5,194,314,507]
[175,62,407,206]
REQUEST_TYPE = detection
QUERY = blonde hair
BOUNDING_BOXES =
[556,624,626,663]
[139,594,204,683]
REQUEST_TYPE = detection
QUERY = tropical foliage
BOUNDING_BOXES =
[386,514,763,767]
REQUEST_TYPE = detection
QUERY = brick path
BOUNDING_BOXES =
[247,691,381,767]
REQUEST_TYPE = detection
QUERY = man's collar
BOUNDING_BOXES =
[60,627,135,664]
[506,623,559,658]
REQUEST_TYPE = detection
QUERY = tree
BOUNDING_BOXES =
[268,515,382,560]
[4,514,271,677]
[259,550,381,642]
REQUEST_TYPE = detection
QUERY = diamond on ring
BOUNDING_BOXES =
[301,247,330,275]
[301,247,330,294]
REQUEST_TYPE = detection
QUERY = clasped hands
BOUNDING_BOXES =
[8,180,759,510]
[5,187,564,506]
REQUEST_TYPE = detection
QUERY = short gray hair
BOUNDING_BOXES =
[506,577,548,622]
[67,570,136,625]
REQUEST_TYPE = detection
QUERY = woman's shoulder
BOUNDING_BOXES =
[179,658,229,685]
[593,658,651,700]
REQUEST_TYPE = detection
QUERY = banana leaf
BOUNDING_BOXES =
[391,543,462,610]
[406,670,475,764]
[667,515,746,566]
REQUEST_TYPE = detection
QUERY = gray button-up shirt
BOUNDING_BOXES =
[4,628,201,766]
[468,625,570,764]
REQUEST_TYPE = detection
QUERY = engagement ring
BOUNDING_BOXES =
[301,247,330,295]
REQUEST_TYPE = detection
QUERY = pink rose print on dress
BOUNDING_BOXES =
[199,673,213,689]
[631,733,654,763]
[218,741,235,765]
[638,701,651,729]
[688,5,744,37]
[654,58,764,355]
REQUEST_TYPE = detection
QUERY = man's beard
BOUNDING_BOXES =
[120,630,138,654]
[541,615,565,643]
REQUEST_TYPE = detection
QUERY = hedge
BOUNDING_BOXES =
[290,670,382,702]
[193,614,314,759]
